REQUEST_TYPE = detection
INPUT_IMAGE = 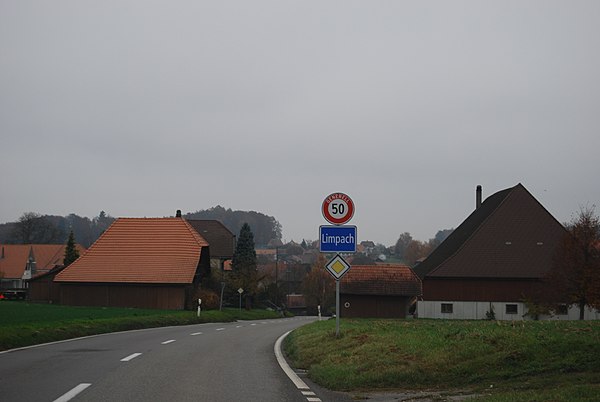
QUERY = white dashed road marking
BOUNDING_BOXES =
[53,383,92,402]
[190,332,203,336]
[120,353,142,362]
[161,340,176,345]
[216,328,225,331]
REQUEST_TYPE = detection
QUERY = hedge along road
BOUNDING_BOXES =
[0,316,350,402]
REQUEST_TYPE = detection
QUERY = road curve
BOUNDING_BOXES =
[0,316,337,402]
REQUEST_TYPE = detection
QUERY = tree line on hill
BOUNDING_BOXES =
[0,211,114,248]
[0,207,283,248]
[184,206,282,246]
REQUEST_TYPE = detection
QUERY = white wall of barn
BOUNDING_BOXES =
[417,301,600,320]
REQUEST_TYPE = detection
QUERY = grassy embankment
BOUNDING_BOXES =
[284,318,600,401]
[0,301,284,351]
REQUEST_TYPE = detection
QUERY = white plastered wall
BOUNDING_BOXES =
[417,301,600,320]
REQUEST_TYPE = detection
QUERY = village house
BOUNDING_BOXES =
[0,244,85,292]
[54,217,210,310]
[185,218,235,270]
[416,184,599,320]
[341,264,421,318]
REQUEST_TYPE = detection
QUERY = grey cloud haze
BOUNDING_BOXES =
[1,1,599,245]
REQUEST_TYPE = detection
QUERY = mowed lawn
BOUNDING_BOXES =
[0,301,283,351]
[284,318,600,401]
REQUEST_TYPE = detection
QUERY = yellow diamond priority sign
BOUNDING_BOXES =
[325,254,351,280]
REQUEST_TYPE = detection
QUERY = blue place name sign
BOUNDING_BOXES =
[319,225,357,253]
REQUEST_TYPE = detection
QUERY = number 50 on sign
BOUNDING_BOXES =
[322,192,355,225]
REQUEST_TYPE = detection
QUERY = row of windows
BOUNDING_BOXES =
[440,303,569,315]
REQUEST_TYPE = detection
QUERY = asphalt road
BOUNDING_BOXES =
[0,316,353,402]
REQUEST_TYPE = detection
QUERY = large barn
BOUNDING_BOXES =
[55,218,210,310]
[415,184,599,320]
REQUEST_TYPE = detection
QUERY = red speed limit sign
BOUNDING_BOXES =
[322,192,355,225]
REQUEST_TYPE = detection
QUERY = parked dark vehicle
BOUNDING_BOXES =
[1,290,27,300]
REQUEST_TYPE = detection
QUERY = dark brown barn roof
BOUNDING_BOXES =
[414,184,566,280]
[55,218,208,284]
[186,220,235,259]
[341,264,421,296]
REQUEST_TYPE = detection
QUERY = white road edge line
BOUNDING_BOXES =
[161,340,176,345]
[121,353,142,362]
[274,330,310,390]
[53,383,92,402]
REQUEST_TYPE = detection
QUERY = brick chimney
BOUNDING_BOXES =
[176,210,182,218]
[476,185,482,209]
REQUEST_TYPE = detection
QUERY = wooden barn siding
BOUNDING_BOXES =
[341,294,409,318]
[60,284,187,310]
[423,278,543,302]
[28,275,61,304]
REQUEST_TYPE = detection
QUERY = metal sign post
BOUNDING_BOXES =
[325,254,351,338]
[320,192,356,338]
[335,280,340,337]
[238,288,244,311]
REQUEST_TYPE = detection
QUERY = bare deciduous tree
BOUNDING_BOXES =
[546,206,600,319]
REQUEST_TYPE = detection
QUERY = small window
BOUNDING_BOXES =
[557,304,568,315]
[441,303,453,314]
[505,304,518,315]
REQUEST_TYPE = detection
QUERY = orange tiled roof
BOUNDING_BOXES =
[0,244,86,279]
[341,264,422,296]
[55,218,208,284]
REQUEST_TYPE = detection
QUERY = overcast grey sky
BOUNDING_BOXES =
[1,1,599,246]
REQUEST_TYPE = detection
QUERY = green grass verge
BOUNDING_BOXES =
[284,318,600,401]
[0,301,284,351]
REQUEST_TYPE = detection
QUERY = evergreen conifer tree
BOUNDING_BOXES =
[64,230,80,267]
[232,223,258,309]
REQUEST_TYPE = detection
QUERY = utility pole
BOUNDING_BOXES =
[275,247,279,306]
